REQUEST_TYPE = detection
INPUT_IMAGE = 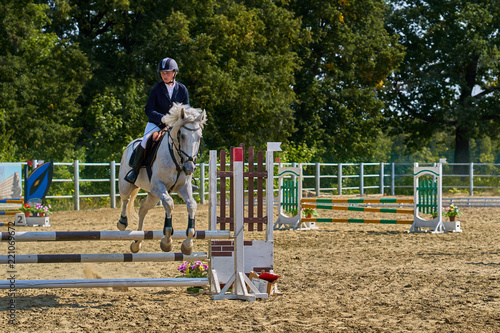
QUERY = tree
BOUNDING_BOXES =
[384,0,500,173]
[45,0,305,157]
[0,0,90,161]
[280,0,405,162]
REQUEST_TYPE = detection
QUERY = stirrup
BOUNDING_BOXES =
[124,169,138,184]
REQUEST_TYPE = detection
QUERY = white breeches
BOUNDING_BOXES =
[141,122,161,148]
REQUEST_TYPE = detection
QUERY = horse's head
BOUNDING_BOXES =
[167,104,207,176]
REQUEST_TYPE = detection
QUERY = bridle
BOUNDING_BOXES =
[166,121,202,192]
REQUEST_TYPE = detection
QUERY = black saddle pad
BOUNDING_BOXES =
[128,130,167,168]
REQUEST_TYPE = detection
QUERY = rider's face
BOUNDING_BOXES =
[160,71,175,85]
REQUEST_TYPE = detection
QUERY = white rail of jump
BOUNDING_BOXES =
[0,278,209,289]
[0,252,208,264]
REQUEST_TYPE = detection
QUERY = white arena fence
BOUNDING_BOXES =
[1,160,499,210]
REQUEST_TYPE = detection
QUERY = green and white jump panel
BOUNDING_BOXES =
[273,165,317,230]
[409,162,446,233]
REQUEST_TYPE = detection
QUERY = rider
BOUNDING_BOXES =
[125,57,190,184]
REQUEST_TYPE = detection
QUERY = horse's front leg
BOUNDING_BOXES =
[151,180,175,252]
[178,183,197,255]
[130,193,158,253]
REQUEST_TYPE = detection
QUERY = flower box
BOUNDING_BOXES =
[443,221,462,232]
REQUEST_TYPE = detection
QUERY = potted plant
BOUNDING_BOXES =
[301,207,319,218]
[443,204,461,221]
[20,203,33,217]
[176,261,209,293]
[34,203,52,217]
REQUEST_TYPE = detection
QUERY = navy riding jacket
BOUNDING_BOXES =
[144,81,189,128]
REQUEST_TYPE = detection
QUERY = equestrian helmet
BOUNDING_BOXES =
[157,57,179,72]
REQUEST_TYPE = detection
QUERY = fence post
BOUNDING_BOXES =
[338,163,343,195]
[110,161,116,208]
[469,163,474,196]
[359,163,364,195]
[200,162,206,204]
[391,163,395,196]
[380,162,384,195]
[315,163,320,197]
[74,160,80,211]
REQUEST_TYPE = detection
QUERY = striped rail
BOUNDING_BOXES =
[0,230,232,242]
[0,278,209,290]
[302,218,414,224]
[0,211,21,216]
[0,199,23,204]
[301,198,414,204]
[301,203,414,214]
[0,252,208,264]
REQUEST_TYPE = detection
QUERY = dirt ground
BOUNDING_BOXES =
[0,200,499,332]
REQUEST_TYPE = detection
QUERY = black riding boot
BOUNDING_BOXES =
[124,145,146,184]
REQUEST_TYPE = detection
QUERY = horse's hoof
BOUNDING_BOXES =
[130,240,142,253]
[160,236,172,252]
[181,239,193,255]
[117,215,128,231]
[117,221,127,231]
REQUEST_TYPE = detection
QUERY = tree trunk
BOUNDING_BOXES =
[454,126,470,175]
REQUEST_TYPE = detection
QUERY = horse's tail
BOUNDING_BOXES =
[127,187,140,222]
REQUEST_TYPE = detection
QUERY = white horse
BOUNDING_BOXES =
[117,103,207,255]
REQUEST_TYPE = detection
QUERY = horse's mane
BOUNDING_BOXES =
[162,103,207,128]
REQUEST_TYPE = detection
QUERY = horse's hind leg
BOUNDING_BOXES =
[117,184,136,231]
[130,193,158,253]
[117,198,129,231]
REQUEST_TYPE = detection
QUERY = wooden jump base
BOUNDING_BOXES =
[0,230,231,242]
[301,203,414,215]
[0,278,209,289]
[302,218,414,224]
[0,252,208,264]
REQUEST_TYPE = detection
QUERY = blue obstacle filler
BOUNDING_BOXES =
[0,161,53,227]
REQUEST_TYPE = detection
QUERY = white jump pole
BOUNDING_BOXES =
[0,278,209,289]
[0,252,208,264]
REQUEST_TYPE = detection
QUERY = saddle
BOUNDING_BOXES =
[129,129,167,180]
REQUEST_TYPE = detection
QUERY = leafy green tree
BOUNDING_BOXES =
[280,0,405,162]
[45,0,305,158]
[0,0,90,161]
[384,0,500,174]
